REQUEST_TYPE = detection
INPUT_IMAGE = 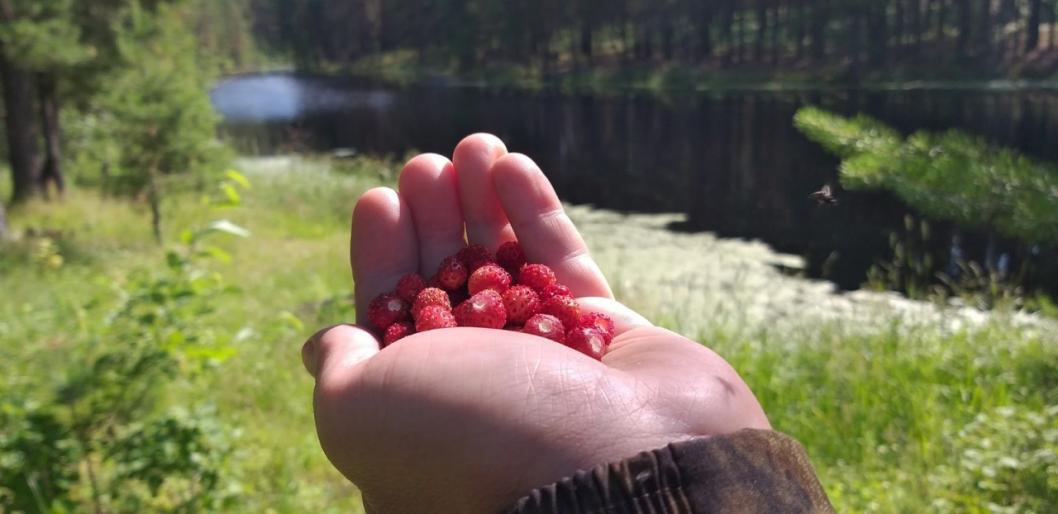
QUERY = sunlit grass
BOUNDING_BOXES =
[2,155,1055,512]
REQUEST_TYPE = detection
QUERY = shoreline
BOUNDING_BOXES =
[567,205,1049,339]
[215,68,1058,95]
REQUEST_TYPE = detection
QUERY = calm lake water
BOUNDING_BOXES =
[210,73,1058,291]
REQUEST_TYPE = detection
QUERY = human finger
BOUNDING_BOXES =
[492,153,612,299]
[351,188,419,320]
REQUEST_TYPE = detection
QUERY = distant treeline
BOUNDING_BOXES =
[245,0,1058,75]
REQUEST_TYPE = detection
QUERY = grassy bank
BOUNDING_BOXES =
[2,155,1056,512]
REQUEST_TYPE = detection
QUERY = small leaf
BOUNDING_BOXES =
[225,169,251,189]
[220,183,241,205]
[205,220,250,239]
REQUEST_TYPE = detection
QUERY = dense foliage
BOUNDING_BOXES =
[0,207,247,512]
[245,0,1058,76]
[794,107,1058,244]
[0,0,228,212]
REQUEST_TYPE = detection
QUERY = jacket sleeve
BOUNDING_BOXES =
[503,429,833,514]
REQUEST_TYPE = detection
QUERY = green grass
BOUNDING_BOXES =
[2,155,1056,512]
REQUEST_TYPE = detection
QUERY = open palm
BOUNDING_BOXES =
[302,134,770,514]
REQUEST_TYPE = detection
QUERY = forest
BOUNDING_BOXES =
[246,0,1058,75]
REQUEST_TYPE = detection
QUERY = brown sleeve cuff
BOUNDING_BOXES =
[503,429,833,514]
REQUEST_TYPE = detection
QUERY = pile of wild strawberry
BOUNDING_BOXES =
[368,241,615,359]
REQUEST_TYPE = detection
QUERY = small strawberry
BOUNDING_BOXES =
[368,293,410,330]
[538,284,573,303]
[395,273,426,302]
[412,287,451,319]
[437,256,468,290]
[457,244,494,272]
[468,264,512,295]
[518,263,557,292]
[496,241,527,274]
[453,290,507,329]
[522,314,566,343]
[502,285,541,324]
[416,305,458,332]
[541,295,581,330]
[383,321,414,346]
[579,312,616,342]
[565,326,609,360]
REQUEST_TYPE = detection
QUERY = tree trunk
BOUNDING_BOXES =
[618,0,630,62]
[770,1,781,63]
[936,0,948,42]
[895,0,906,47]
[1045,12,1053,48]
[868,4,889,65]
[1026,0,1042,52]
[0,198,8,241]
[148,170,162,244]
[699,9,714,60]
[795,2,806,59]
[755,1,768,62]
[976,0,990,56]
[738,7,748,62]
[38,75,65,197]
[957,0,972,57]
[661,20,674,60]
[580,23,593,60]
[849,10,864,77]
[722,1,735,64]
[811,1,828,62]
[911,0,923,54]
[0,43,42,203]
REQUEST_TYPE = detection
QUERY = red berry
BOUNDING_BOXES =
[502,285,541,324]
[453,290,507,329]
[416,305,458,332]
[468,264,512,295]
[579,312,616,342]
[518,264,557,292]
[565,327,609,360]
[412,287,451,319]
[538,284,573,303]
[541,295,581,330]
[457,244,494,272]
[368,293,410,330]
[437,256,468,290]
[383,322,414,346]
[395,273,426,302]
[523,314,566,343]
[496,241,527,273]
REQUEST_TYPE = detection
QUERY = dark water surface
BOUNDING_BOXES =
[211,73,1058,291]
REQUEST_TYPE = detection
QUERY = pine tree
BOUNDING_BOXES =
[99,3,229,241]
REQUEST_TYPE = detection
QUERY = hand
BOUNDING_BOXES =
[301,134,771,514]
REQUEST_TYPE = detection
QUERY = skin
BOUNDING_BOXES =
[301,134,771,514]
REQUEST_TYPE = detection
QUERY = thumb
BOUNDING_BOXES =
[301,324,380,380]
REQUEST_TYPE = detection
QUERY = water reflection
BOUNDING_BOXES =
[210,74,395,122]
[213,74,1058,292]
